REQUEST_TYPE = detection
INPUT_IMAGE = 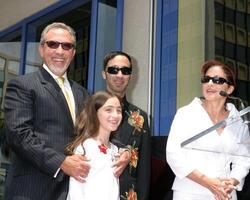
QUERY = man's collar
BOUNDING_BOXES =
[105,88,129,110]
[121,95,129,110]
[42,64,67,80]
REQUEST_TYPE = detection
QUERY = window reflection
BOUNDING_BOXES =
[25,64,40,74]
[26,42,42,73]
[213,1,250,107]
[0,57,5,92]
[94,0,117,92]
[8,60,20,78]
[0,31,21,199]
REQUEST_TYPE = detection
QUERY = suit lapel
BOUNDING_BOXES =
[70,80,81,115]
[118,103,136,145]
[38,68,74,125]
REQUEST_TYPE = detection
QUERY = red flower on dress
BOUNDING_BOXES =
[127,189,137,200]
[121,187,137,200]
[127,142,139,172]
[130,147,138,168]
[98,144,107,154]
[126,110,145,134]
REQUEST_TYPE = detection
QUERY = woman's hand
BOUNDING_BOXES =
[203,176,231,200]
[220,178,238,196]
[187,170,232,200]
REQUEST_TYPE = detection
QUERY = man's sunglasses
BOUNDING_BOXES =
[106,66,132,75]
[43,41,75,50]
[201,75,231,85]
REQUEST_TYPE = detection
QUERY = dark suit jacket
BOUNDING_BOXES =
[4,67,88,200]
[111,97,151,200]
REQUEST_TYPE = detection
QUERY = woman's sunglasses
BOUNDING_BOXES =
[201,75,231,85]
[106,66,132,75]
[43,40,75,50]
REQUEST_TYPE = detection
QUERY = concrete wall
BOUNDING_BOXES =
[122,0,152,114]
[0,0,58,31]
[177,0,206,108]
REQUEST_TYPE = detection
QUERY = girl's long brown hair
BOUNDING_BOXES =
[65,91,119,155]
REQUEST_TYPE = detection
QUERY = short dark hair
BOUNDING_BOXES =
[103,51,132,70]
[201,60,236,87]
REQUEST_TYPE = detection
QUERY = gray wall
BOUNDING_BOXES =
[122,0,152,114]
[0,0,58,31]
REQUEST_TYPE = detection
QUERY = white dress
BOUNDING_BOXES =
[67,138,120,200]
[166,97,250,200]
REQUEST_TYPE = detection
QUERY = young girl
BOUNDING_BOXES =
[66,91,122,200]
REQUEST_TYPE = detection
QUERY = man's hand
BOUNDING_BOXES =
[112,150,130,177]
[60,154,90,182]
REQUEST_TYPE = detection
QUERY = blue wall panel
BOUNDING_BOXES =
[154,0,178,136]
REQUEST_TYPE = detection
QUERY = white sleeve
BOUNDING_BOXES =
[230,124,250,190]
[67,144,86,200]
[166,109,197,179]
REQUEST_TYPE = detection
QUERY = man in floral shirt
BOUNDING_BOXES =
[102,51,151,200]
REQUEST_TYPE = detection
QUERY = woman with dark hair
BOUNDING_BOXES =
[166,60,250,200]
[66,91,122,200]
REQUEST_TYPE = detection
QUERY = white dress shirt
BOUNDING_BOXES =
[166,97,250,199]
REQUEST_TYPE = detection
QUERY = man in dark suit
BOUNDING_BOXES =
[4,22,90,200]
[102,51,151,200]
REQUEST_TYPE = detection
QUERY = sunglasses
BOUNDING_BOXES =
[44,40,75,50]
[201,75,231,85]
[106,66,132,75]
